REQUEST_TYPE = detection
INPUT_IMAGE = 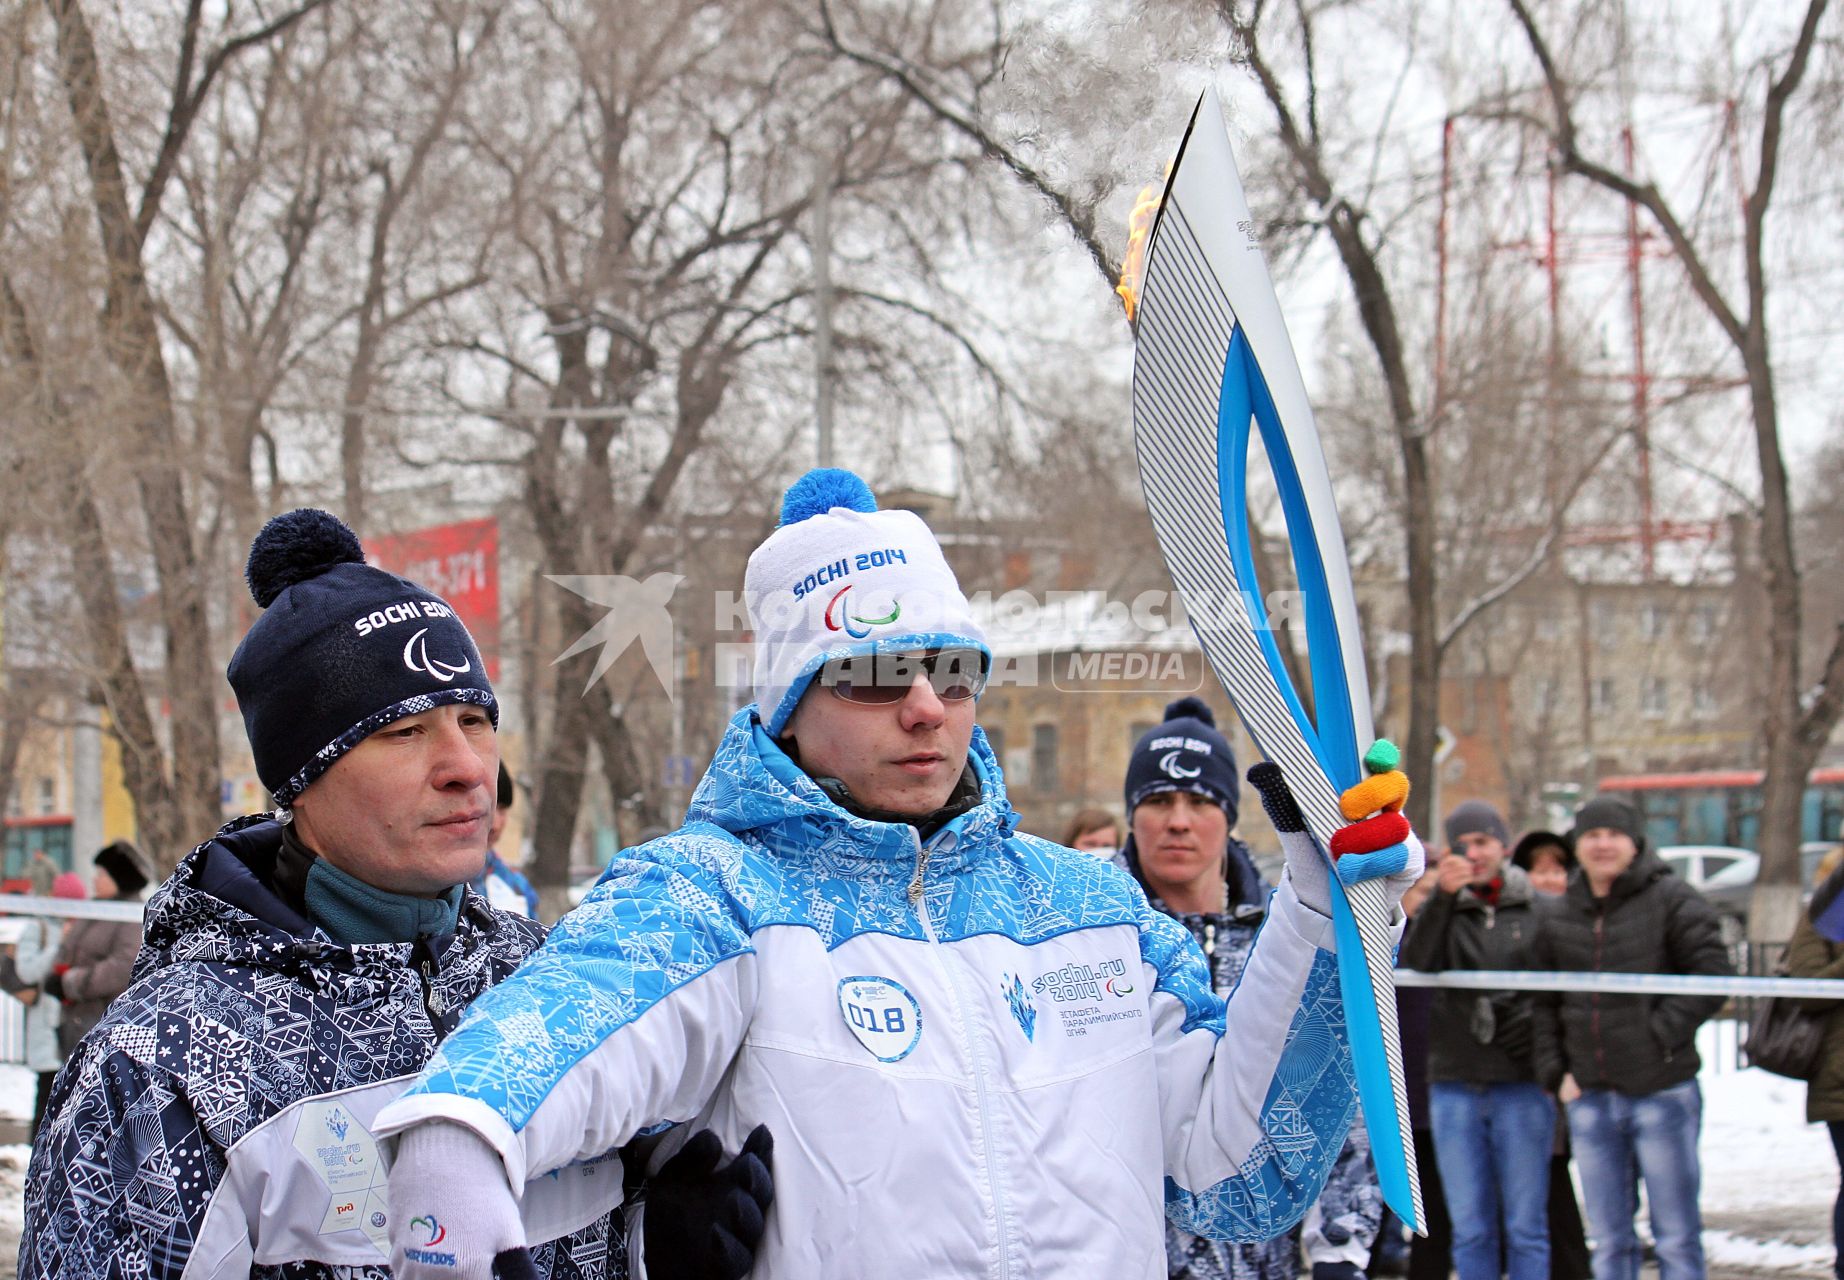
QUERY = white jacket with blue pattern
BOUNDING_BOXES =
[376,710,1360,1277]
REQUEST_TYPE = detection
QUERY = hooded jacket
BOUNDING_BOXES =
[1398,864,1547,1084]
[1529,846,1732,1096]
[377,710,1365,1279]
[19,817,625,1280]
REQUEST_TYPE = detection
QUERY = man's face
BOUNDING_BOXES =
[290,703,498,897]
[782,668,976,817]
[1576,826,1639,892]
[1452,831,1509,886]
[1131,791,1229,899]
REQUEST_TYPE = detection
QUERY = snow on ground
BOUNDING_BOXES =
[1700,1048,1833,1216]
[1697,1021,1837,1274]
[0,1067,30,1128]
[0,1034,1831,1274]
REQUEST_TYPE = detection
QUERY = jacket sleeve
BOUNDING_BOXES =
[1148,878,1385,1242]
[19,1051,221,1279]
[1785,914,1844,1011]
[61,920,141,1006]
[1396,891,1456,972]
[375,834,759,1189]
[14,918,59,985]
[1527,916,1566,1091]
[1648,884,1733,1051]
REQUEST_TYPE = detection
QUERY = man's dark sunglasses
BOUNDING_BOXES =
[815,648,989,705]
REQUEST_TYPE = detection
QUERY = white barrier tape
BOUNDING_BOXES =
[1398,968,1844,999]
[0,894,145,923]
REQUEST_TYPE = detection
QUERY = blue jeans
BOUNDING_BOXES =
[1567,1080,1705,1280]
[1429,1081,1555,1280]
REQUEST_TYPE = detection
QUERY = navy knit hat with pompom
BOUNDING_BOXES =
[1123,695,1239,824]
[227,509,496,808]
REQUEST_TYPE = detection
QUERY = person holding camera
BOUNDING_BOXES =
[1399,801,1553,1280]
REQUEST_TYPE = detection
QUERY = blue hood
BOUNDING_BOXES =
[683,707,1020,870]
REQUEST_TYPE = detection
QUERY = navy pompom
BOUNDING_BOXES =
[245,508,365,607]
[779,468,878,526]
[1164,695,1216,727]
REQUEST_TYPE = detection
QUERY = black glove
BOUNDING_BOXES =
[645,1125,774,1280]
[492,1250,540,1280]
[40,970,64,1001]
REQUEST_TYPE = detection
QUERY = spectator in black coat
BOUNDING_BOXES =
[1399,802,1553,1280]
[1530,796,1732,1280]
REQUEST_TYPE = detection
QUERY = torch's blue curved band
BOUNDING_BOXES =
[1217,326,1416,1221]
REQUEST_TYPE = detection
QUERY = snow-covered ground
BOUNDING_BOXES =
[1699,1031,1835,1275]
[0,1027,1832,1276]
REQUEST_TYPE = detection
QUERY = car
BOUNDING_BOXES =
[1657,846,1758,944]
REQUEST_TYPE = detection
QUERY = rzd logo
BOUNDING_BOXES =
[402,628,472,683]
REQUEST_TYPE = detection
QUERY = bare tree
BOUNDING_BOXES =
[1509,0,1844,938]
[0,0,330,867]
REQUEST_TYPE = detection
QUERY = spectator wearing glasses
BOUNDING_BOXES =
[375,467,1427,1279]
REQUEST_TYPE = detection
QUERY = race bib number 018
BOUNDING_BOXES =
[837,975,923,1062]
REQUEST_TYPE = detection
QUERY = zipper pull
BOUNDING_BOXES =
[907,836,930,908]
[420,957,446,1017]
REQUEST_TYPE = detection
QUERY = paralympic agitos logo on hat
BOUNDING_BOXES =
[823,586,901,638]
[349,598,474,683]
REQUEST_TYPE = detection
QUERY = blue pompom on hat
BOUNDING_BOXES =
[1123,695,1239,824]
[745,468,988,735]
[779,468,878,525]
[227,509,497,808]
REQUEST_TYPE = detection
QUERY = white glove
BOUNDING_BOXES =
[388,1120,532,1280]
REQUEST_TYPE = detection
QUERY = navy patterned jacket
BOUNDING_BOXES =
[19,816,626,1280]
[1131,839,1384,1280]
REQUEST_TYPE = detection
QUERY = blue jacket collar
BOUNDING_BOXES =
[683,707,1018,868]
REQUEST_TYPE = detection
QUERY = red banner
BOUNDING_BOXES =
[368,518,501,680]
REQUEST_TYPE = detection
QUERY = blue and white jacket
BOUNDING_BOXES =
[19,816,625,1280]
[377,711,1362,1278]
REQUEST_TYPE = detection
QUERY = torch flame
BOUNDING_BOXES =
[1116,172,1168,321]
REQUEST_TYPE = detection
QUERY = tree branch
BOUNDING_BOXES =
[134,0,337,244]
[1504,0,1748,350]
[817,0,1118,286]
